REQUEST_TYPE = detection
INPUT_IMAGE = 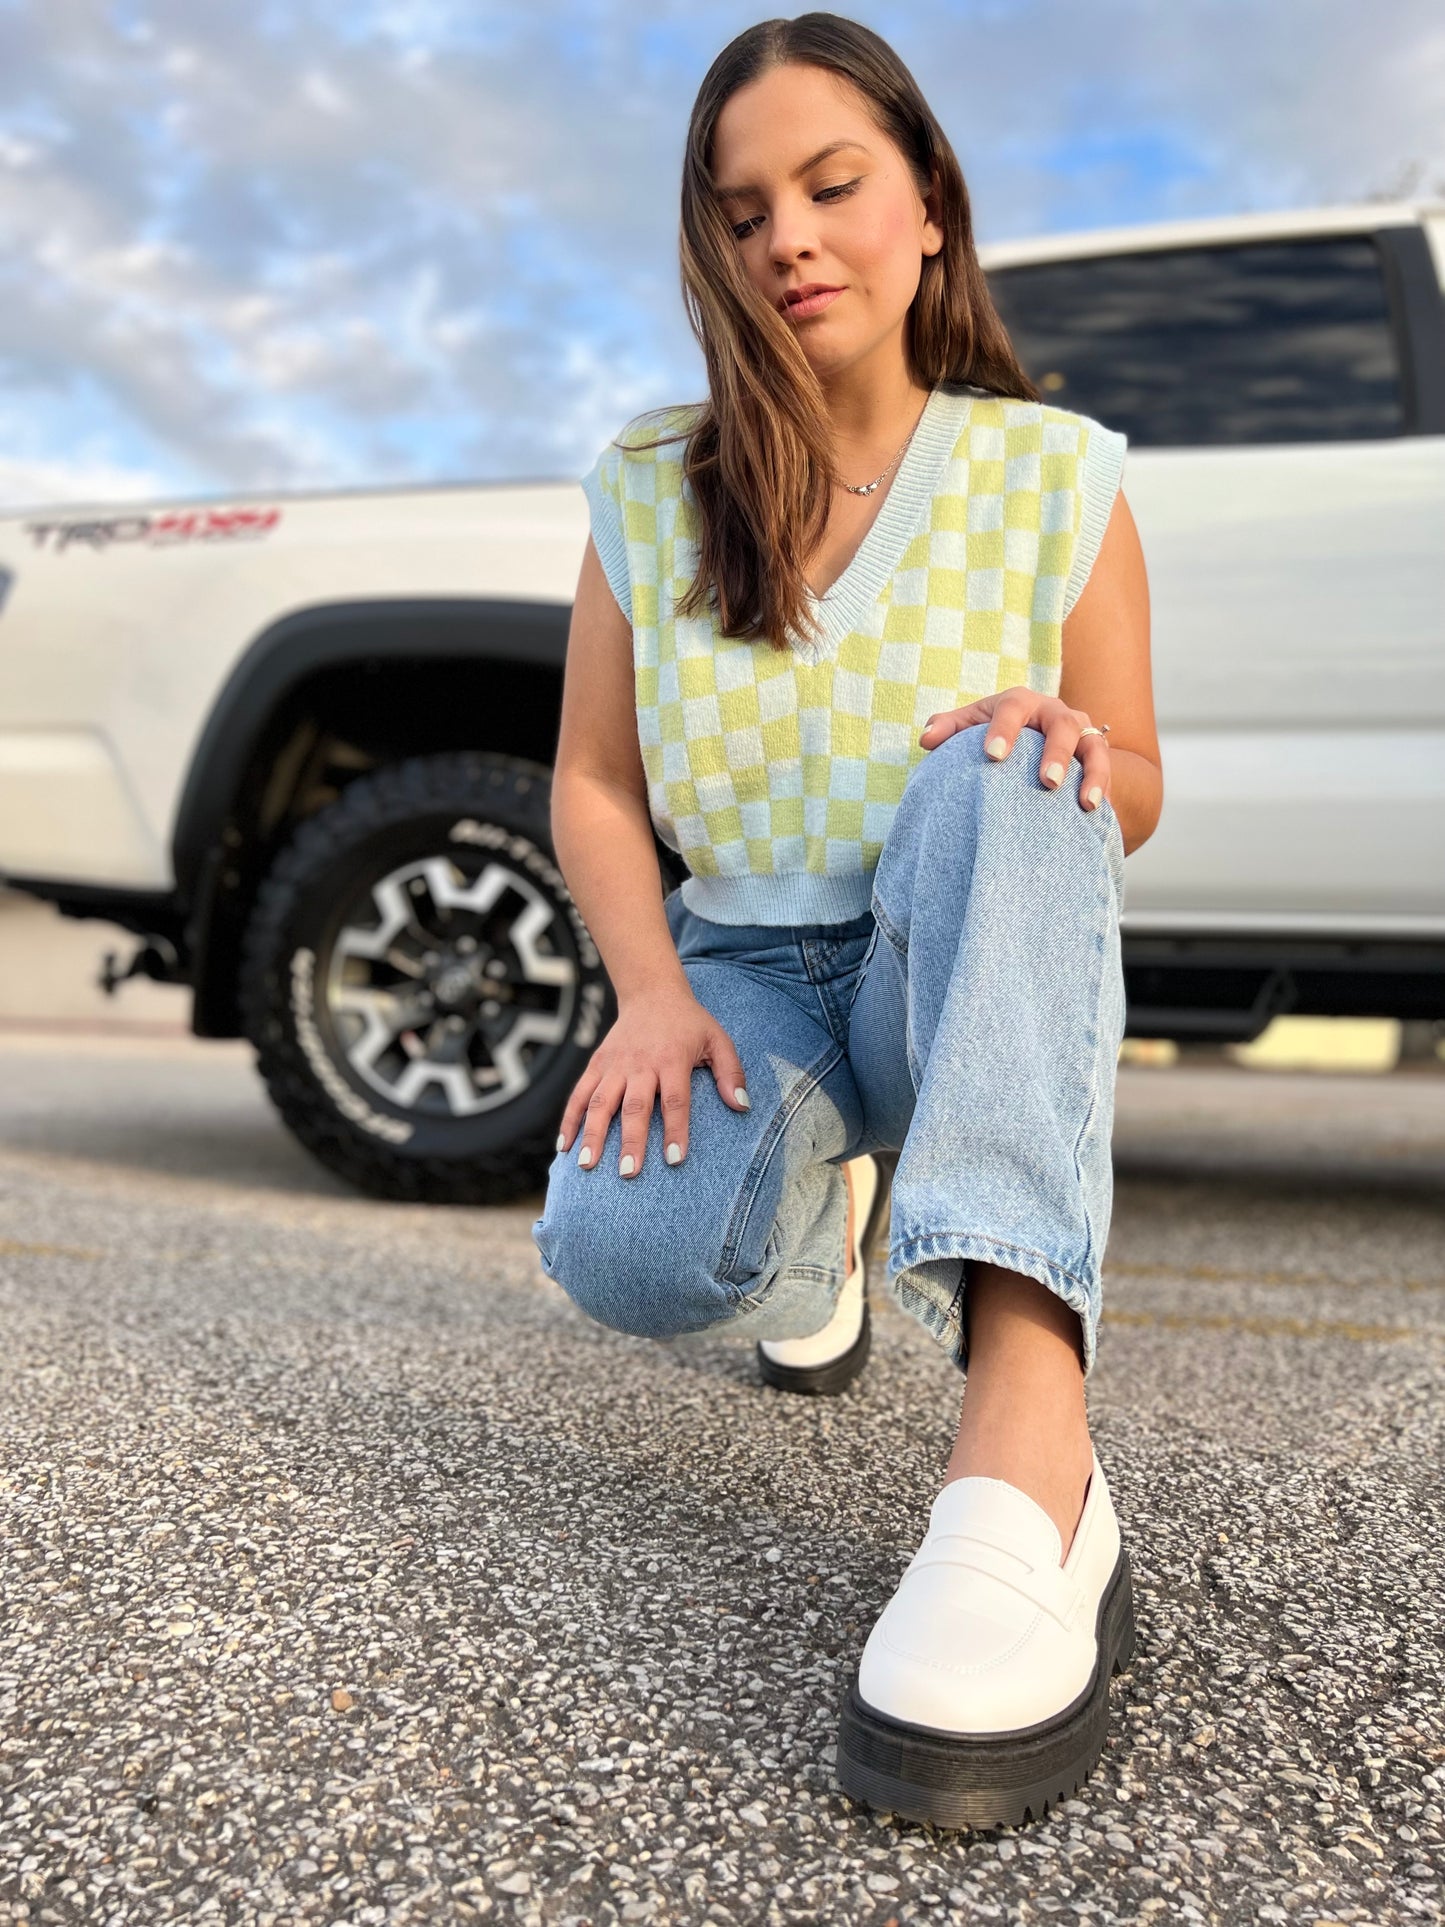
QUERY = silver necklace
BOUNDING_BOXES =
[835,393,930,495]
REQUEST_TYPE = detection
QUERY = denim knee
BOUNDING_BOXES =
[531,1161,744,1341]
[913,719,1057,810]
[901,720,1123,891]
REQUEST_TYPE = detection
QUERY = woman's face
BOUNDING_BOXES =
[710,62,943,381]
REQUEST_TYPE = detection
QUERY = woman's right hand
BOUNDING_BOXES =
[556,987,751,1177]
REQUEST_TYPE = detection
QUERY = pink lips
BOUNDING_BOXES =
[780,286,843,320]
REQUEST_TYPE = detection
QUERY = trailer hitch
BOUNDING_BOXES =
[98,935,182,995]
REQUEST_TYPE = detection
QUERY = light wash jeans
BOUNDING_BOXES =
[531,721,1128,1377]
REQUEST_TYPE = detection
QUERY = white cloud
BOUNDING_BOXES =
[0,0,1440,510]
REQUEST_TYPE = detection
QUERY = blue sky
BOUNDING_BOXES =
[0,0,1440,510]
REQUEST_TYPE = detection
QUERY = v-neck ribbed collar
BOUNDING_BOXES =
[785,380,976,663]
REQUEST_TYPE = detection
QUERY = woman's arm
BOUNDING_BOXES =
[551,536,691,1005]
[1056,488,1162,857]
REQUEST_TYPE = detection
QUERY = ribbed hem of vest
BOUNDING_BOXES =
[578,459,633,623]
[679,869,876,927]
[1064,422,1128,618]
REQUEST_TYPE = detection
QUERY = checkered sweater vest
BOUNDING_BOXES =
[579,379,1128,926]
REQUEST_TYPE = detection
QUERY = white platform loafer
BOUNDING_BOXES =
[756,1152,893,1397]
[836,1446,1137,1828]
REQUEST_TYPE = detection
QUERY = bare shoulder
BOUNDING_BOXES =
[1059,487,1159,764]
[1072,484,1148,614]
[556,535,646,796]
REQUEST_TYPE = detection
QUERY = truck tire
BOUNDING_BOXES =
[238,750,615,1203]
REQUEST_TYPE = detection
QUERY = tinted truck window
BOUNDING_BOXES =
[988,236,1404,447]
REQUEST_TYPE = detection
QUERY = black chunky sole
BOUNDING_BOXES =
[756,1153,895,1398]
[757,1301,872,1396]
[835,1542,1137,1829]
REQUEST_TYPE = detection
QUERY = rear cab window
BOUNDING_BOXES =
[988,235,1407,446]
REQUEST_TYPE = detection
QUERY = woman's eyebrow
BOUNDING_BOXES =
[713,139,871,206]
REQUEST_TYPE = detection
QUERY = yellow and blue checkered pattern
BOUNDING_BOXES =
[580,384,1127,925]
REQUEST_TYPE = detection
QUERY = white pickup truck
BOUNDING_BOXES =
[2,197,1442,1202]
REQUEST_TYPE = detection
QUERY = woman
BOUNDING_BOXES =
[532,12,1161,1830]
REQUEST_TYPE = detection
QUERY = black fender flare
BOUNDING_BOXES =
[169,594,571,900]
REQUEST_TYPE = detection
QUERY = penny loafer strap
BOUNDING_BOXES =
[907,1534,1085,1631]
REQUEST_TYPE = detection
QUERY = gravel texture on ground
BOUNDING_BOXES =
[0,1037,1442,1925]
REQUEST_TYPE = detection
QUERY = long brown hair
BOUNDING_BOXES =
[615,11,1041,652]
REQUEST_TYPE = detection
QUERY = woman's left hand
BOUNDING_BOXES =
[919,688,1111,812]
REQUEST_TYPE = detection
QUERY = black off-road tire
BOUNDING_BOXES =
[238,750,615,1203]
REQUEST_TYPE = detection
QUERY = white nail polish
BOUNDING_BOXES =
[619,1154,635,1176]
[556,1132,565,1151]
[578,1146,594,1166]
[1044,762,1064,785]
[1087,786,1102,807]
[666,1142,683,1164]
[734,1087,750,1109]
[986,735,1007,758]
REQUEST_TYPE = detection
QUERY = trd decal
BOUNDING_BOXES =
[23,507,282,551]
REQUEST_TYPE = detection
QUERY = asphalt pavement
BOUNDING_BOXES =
[1,1029,1442,1925]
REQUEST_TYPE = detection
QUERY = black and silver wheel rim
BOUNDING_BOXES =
[322,850,578,1119]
